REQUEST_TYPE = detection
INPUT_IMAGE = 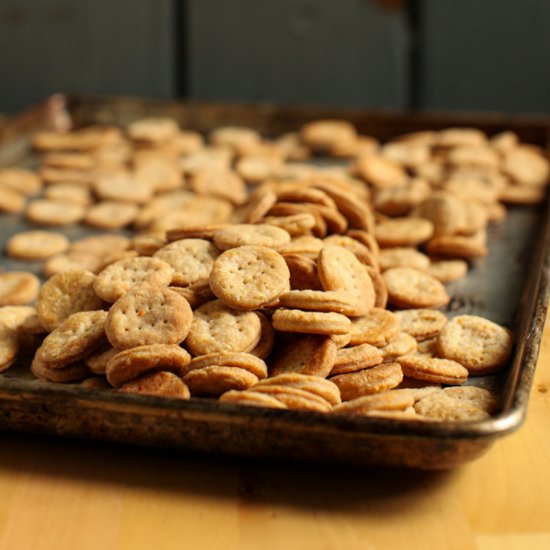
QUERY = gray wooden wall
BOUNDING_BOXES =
[1,0,550,115]
[187,0,410,109]
[418,0,550,114]
[0,0,175,114]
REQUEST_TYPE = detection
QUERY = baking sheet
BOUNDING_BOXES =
[0,95,549,469]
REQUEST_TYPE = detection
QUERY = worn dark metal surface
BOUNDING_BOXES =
[0,94,549,469]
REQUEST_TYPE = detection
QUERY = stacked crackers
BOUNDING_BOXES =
[0,115,547,422]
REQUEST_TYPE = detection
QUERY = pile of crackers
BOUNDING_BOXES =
[0,116,547,422]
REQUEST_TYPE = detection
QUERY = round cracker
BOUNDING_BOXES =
[437,315,513,374]
[323,235,378,268]
[70,234,130,256]
[414,391,489,422]
[425,234,488,259]
[348,308,401,347]
[209,245,290,310]
[317,245,375,316]
[251,384,332,412]
[190,169,247,205]
[0,185,25,213]
[277,236,324,258]
[356,155,408,188]
[413,193,467,237]
[300,119,357,152]
[0,167,42,196]
[397,355,468,385]
[372,177,430,216]
[119,371,190,399]
[128,117,179,144]
[394,309,448,341]
[6,230,69,260]
[442,385,498,413]
[183,365,259,396]
[105,286,192,350]
[269,334,337,378]
[428,259,468,283]
[186,352,267,379]
[134,156,182,194]
[375,217,434,247]
[272,308,351,335]
[262,213,316,236]
[378,332,418,361]
[245,189,278,224]
[210,125,261,152]
[31,357,91,383]
[94,257,174,303]
[267,202,327,238]
[333,390,414,415]
[153,238,219,286]
[379,247,430,272]
[0,272,40,306]
[84,201,139,229]
[276,186,337,208]
[166,224,229,243]
[330,343,384,376]
[185,299,262,356]
[383,267,450,309]
[36,269,105,331]
[106,344,191,387]
[502,147,549,187]
[94,172,153,204]
[45,183,93,206]
[36,310,108,368]
[278,290,357,316]
[220,390,288,409]
[213,224,291,251]
[26,199,86,226]
[43,250,105,278]
[255,373,342,406]
[330,362,403,401]
[0,305,37,331]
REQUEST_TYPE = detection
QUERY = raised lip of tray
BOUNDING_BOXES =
[1,93,549,462]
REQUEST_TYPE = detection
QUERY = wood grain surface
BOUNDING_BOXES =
[0,313,548,550]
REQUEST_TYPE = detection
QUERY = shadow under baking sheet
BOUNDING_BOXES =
[0,430,454,515]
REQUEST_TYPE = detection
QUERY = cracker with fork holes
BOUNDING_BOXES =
[93,257,174,303]
[209,245,290,310]
[185,299,262,356]
[105,286,192,350]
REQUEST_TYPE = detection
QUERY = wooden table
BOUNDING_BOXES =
[0,317,548,550]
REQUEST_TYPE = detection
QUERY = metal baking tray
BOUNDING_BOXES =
[0,94,549,469]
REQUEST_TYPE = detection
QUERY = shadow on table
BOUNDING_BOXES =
[0,431,459,514]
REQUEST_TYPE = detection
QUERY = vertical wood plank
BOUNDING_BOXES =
[187,0,410,108]
[419,0,550,114]
[0,0,175,114]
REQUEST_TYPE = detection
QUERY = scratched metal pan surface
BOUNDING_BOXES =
[0,94,549,469]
